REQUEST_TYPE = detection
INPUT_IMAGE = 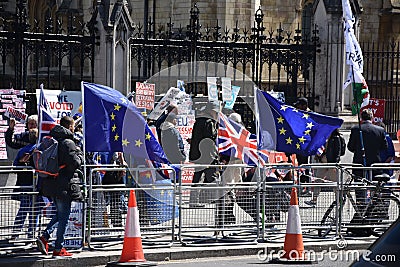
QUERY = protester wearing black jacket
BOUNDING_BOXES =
[37,116,84,258]
[188,102,219,206]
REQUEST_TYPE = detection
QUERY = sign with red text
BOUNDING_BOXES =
[36,89,81,124]
[4,106,28,124]
[176,115,195,162]
[135,82,155,110]
[360,98,385,123]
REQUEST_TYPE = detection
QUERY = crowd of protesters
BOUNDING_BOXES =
[3,94,400,256]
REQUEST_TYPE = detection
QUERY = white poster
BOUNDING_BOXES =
[51,202,83,249]
[221,77,232,102]
[148,87,184,120]
[207,77,218,102]
[36,89,82,124]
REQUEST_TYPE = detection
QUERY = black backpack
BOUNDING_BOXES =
[339,133,346,156]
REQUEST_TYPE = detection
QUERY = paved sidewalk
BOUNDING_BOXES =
[0,237,375,267]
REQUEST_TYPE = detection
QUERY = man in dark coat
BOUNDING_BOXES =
[36,116,84,258]
[348,109,388,178]
[188,101,219,206]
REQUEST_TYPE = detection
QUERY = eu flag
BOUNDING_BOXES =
[83,82,169,165]
[256,89,343,156]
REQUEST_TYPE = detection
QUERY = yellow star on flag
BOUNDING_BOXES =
[145,133,151,140]
[302,113,309,119]
[135,139,143,147]
[304,129,311,135]
[277,116,284,124]
[296,143,301,149]
[306,122,314,129]
[110,112,116,120]
[298,136,306,144]
[280,105,288,111]
[114,133,119,141]
[122,139,130,146]
[279,127,286,135]
[114,103,121,111]
[286,137,293,144]
[111,124,117,132]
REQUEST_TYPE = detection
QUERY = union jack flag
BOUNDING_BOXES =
[218,113,268,166]
[38,85,57,141]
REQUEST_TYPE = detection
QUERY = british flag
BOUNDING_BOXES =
[38,85,57,141]
[218,113,268,166]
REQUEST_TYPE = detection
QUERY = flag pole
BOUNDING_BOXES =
[37,84,43,146]
[254,86,265,239]
[80,81,89,249]
[351,66,367,175]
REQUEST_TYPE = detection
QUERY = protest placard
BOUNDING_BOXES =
[135,82,155,110]
[4,106,28,124]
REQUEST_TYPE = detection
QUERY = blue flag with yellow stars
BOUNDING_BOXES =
[256,89,343,157]
[83,82,169,166]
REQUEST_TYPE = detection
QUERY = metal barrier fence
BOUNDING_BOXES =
[0,163,399,254]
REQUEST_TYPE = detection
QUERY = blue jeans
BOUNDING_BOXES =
[42,197,72,250]
[13,195,45,238]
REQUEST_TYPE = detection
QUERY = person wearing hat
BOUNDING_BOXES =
[160,113,186,164]
[188,101,220,206]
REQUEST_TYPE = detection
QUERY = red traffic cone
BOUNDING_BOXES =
[107,190,157,267]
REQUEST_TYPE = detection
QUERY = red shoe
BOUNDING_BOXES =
[52,247,73,258]
[36,236,49,255]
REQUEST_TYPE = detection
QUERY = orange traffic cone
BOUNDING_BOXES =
[270,187,315,264]
[107,190,157,267]
[282,187,304,260]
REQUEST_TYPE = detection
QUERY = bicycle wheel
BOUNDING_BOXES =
[318,201,337,237]
[371,196,400,237]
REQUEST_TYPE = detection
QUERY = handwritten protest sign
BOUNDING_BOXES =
[135,82,155,110]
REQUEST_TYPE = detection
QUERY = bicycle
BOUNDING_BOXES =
[318,169,400,238]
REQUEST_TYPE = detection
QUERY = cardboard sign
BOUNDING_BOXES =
[135,82,155,110]
[4,106,28,124]
[360,98,385,123]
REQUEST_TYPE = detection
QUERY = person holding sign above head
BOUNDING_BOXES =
[6,115,38,149]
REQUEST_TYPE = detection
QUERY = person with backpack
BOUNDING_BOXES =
[36,116,84,258]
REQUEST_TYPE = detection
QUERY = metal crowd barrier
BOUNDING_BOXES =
[86,166,177,250]
[0,162,399,254]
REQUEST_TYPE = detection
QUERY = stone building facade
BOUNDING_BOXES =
[1,0,400,117]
